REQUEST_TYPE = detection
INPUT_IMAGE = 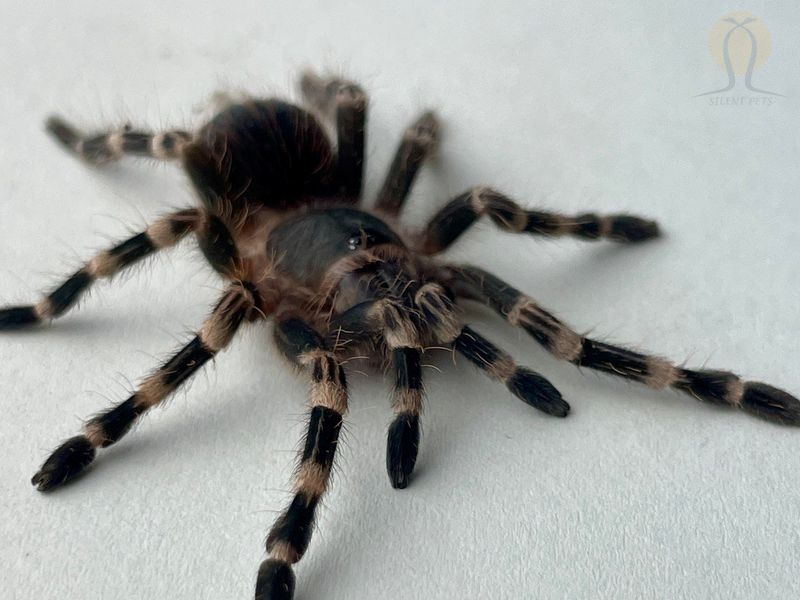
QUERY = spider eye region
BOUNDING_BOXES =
[267,207,403,287]
[347,230,377,250]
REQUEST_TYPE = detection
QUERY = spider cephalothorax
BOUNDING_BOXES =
[3,70,798,600]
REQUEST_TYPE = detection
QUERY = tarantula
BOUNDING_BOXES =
[3,71,798,600]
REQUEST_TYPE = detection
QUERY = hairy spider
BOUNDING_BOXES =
[3,70,798,600]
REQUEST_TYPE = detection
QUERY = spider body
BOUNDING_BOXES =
[3,71,798,600]
[266,207,405,288]
[185,99,335,213]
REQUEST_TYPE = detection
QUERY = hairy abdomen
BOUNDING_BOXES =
[183,99,335,215]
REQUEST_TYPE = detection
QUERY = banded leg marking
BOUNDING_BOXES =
[327,282,459,348]
[0,209,201,329]
[30,282,255,491]
[46,116,191,163]
[454,325,569,417]
[419,187,659,254]
[448,265,800,425]
[377,286,455,489]
[324,273,460,490]
[258,318,348,600]
[387,346,423,489]
[326,280,460,488]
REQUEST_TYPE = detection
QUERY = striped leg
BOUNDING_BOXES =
[46,116,191,163]
[386,346,423,489]
[383,281,462,488]
[0,209,201,329]
[454,325,569,417]
[326,282,460,488]
[418,187,660,254]
[374,111,439,216]
[335,299,426,490]
[258,317,348,600]
[299,71,367,200]
[30,282,256,491]
[445,265,800,425]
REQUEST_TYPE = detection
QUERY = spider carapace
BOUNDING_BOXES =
[3,71,797,600]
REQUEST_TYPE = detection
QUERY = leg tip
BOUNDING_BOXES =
[298,69,324,97]
[255,558,295,600]
[638,219,661,241]
[408,111,440,150]
[0,306,40,331]
[740,382,800,426]
[386,413,420,490]
[608,216,661,243]
[334,82,367,110]
[298,71,364,113]
[388,469,410,490]
[507,368,570,417]
[31,435,95,492]
[44,115,81,149]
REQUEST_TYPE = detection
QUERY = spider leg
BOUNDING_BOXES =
[383,281,471,487]
[30,281,257,491]
[454,325,569,416]
[331,299,424,489]
[443,265,800,425]
[374,111,439,216]
[417,186,660,254]
[328,281,461,488]
[46,116,191,164]
[385,344,423,489]
[0,209,201,330]
[257,315,349,600]
[327,288,567,418]
[298,70,367,201]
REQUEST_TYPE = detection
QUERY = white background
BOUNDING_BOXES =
[1,2,798,599]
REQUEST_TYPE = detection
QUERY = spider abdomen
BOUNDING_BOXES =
[183,99,335,214]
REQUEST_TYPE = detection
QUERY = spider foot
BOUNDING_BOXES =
[507,367,570,417]
[386,412,420,489]
[0,306,40,330]
[740,382,800,425]
[31,435,95,492]
[405,110,440,152]
[45,115,82,151]
[255,558,295,600]
[298,70,365,115]
[603,215,660,243]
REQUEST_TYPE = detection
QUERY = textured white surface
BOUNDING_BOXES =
[2,2,799,599]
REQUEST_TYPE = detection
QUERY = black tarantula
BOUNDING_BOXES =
[4,70,798,599]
